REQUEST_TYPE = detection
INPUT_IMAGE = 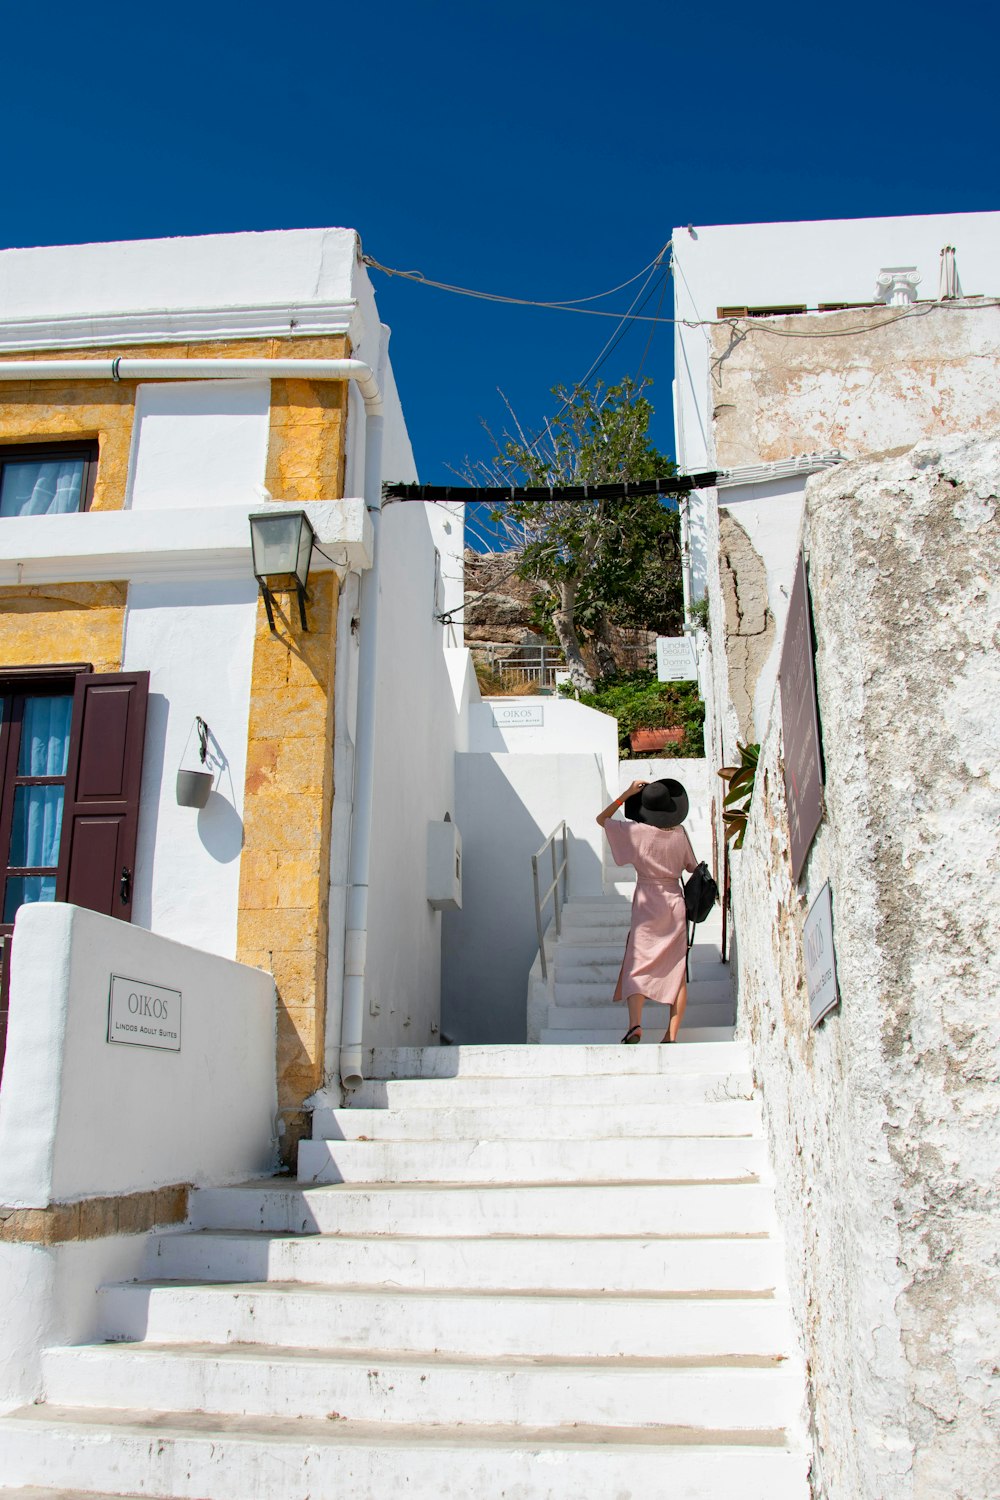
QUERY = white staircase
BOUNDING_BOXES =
[0,1043,809,1500]
[536,890,734,1043]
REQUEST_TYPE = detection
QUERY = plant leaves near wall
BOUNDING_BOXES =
[718,742,760,847]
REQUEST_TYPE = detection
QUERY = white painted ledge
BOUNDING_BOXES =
[0,300,359,354]
[0,498,373,585]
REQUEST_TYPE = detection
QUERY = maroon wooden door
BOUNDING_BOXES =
[56,672,149,920]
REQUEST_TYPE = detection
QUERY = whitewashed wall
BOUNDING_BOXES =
[442,751,609,1044]
[331,339,475,1060]
[0,903,276,1206]
[0,902,275,1411]
[361,498,461,1051]
[126,380,270,511]
[123,578,257,958]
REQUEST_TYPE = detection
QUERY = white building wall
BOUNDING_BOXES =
[122,578,258,959]
[443,751,608,1044]
[0,902,275,1412]
[126,380,270,511]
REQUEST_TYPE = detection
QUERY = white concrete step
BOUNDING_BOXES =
[342,1066,752,1108]
[295,1133,764,1185]
[540,1026,737,1045]
[359,1041,747,1077]
[0,1408,811,1500]
[188,1180,775,1237]
[547,1003,735,1030]
[99,1282,794,1360]
[311,1099,761,1140]
[44,1342,802,1431]
[148,1230,783,1293]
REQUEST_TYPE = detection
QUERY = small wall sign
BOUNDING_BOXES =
[656,636,697,682]
[804,882,839,1028]
[107,974,182,1052]
[492,703,544,729]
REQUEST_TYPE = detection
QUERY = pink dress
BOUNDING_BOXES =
[604,819,698,1007]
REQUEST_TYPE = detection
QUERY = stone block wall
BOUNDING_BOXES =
[730,435,999,1500]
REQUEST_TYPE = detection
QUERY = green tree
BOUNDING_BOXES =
[459,378,684,691]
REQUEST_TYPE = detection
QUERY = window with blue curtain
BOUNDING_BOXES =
[0,442,98,518]
[0,693,73,924]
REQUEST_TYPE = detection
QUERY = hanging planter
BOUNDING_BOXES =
[176,768,214,808]
[176,716,215,808]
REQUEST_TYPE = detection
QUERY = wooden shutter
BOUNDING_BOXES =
[56,672,149,921]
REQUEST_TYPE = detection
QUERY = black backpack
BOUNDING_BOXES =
[682,862,718,980]
[684,862,718,925]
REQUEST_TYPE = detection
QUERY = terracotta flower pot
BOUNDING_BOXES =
[629,727,684,753]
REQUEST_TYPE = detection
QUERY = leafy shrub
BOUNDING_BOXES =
[569,671,705,758]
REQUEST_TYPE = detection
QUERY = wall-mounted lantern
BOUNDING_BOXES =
[176,716,214,808]
[249,509,316,632]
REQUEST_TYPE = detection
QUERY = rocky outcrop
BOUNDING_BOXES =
[463,549,539,647]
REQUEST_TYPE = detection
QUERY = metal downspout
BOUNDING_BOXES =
[338,338,387,1089]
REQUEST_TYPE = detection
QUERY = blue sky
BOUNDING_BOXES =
[3,0,997,522]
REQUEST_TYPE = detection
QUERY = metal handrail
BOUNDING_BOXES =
[531,821,568,981]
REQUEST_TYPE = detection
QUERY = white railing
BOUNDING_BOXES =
[531,822,569,981]
[492,644,566,689]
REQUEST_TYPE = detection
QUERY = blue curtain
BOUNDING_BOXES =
[18,696,72,776]
[2,697,72,922]
[0,458,85,517]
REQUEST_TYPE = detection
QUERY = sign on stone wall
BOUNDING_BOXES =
[779,551,825,881]
[804,882,840,1027]
[107,974,182,1052]
[656,635,697,682]
[492,703,544,729]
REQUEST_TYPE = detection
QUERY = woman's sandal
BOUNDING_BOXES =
[621,1025,642,1045]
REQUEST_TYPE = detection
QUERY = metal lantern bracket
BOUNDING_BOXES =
[249,509,317,633]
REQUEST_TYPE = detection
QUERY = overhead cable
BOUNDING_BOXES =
[364,250,1000,337]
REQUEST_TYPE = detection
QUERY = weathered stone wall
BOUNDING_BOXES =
[717,510,774,743]
[731,435,999,1500]
[710,304,1000,468]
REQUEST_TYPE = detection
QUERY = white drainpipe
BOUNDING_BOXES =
[0,353,386,1088]
[339,388,385,1089]
[0,358,383,413]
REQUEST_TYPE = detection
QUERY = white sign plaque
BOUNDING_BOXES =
[804,882,839,1028]
[107,974,182,1052]
[656,636,697,682]
[492,703,544,729]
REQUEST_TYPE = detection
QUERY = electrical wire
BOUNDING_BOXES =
[364,248,1000,337]
[362,243,671,313]
[633,263,671,383]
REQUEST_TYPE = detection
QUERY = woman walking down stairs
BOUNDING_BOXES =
[0,1045,810,1500]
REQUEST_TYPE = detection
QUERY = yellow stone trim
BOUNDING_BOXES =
[237,574,338,1140]
[0,583,125,676]
[0,1184,189,1244]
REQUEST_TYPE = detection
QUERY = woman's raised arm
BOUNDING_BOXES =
[597,779,646,828]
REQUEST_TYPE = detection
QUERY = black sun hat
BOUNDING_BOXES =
[623,778,689,829]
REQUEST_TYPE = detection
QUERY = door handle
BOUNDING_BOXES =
[120,866,132,905]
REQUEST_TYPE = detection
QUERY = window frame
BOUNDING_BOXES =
[0,439,99,517]
[0,667,91,939]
